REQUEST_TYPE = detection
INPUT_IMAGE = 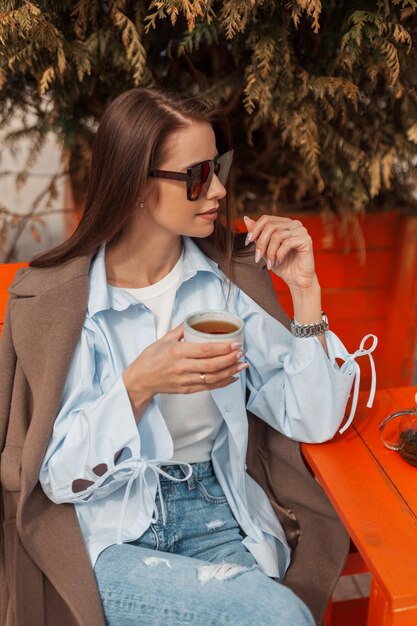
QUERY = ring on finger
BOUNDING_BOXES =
[199,373,207,384]
[287,228,292,238]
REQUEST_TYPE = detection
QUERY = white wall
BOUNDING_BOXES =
[0,116,67,262]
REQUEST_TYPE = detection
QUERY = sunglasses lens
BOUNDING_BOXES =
[216,151,233,186]
[190,161,213,200]
[187,150,233,201]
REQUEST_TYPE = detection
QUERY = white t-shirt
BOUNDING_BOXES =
[124,250,224,462]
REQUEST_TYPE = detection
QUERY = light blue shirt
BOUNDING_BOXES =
[39,237,377,579]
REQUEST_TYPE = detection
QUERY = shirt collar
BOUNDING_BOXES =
[87,236,225,318]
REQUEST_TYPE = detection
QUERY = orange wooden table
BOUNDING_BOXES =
[302,386,417,626]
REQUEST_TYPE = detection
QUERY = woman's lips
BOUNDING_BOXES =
[197,211,218,221]
[197,207,219,220]
[198,207,219,214]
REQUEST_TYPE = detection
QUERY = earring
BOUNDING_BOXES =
[136,201,144,209]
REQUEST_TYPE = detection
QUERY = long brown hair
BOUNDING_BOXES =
[30,87,247,273]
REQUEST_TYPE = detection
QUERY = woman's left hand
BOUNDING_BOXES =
[244,215,317,290]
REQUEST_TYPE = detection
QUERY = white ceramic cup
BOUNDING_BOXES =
[184,310,244,345]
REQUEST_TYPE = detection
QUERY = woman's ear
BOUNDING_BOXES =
[140,182,158,212]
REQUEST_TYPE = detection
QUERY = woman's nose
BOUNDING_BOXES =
[206,173,226,200]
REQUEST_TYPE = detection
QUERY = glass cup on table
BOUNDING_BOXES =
[379,393,417,467]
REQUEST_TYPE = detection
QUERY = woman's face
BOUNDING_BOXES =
[141,122,227,238]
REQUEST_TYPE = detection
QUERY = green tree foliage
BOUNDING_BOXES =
[1,0,417,226]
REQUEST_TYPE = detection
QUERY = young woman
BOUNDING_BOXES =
[1,87,376,626]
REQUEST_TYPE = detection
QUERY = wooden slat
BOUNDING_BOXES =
[330,319,384,344]
[270,250,394,290]
[315,249,394,289]
[234,212,401,250]
[276,288,388,321]
[321,288,387,321]
[378,217,417,388]
[288,212,401,251]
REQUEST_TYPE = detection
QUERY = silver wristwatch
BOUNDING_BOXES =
[290,312,329,338]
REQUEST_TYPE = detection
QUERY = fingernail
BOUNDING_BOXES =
[235,349,247,361]
[231,342,242,350]
[236,363,249,372]
[245,232,253,246]
[266,259,272,271]
[255,249,261,263]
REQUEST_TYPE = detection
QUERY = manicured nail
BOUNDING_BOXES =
[235,349,247,361]
[255,249,261,263]
[231,342,242,350]
[245,232,253,246]
[236,362,249,372]
[266,259,272,271]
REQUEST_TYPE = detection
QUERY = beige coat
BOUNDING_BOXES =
[0,239,349,626]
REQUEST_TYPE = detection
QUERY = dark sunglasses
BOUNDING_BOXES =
[149,150,233,201]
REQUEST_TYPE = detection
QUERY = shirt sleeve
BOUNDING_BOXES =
[235,287,376,443]
[39,324,142,504]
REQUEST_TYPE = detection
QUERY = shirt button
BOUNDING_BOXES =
[244,464,248,471]
[225,404,233,412]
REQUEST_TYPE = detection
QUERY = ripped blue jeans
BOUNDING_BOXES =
[94,460,314,626]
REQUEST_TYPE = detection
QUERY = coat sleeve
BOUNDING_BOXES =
[235,287,376,443]
[39,324,143,505]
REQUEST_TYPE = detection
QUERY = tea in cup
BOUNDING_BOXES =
[184,310,244,345]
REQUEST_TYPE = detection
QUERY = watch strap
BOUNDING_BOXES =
[290,312,329,338]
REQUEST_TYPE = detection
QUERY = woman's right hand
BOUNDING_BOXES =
[122,323,247,419]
